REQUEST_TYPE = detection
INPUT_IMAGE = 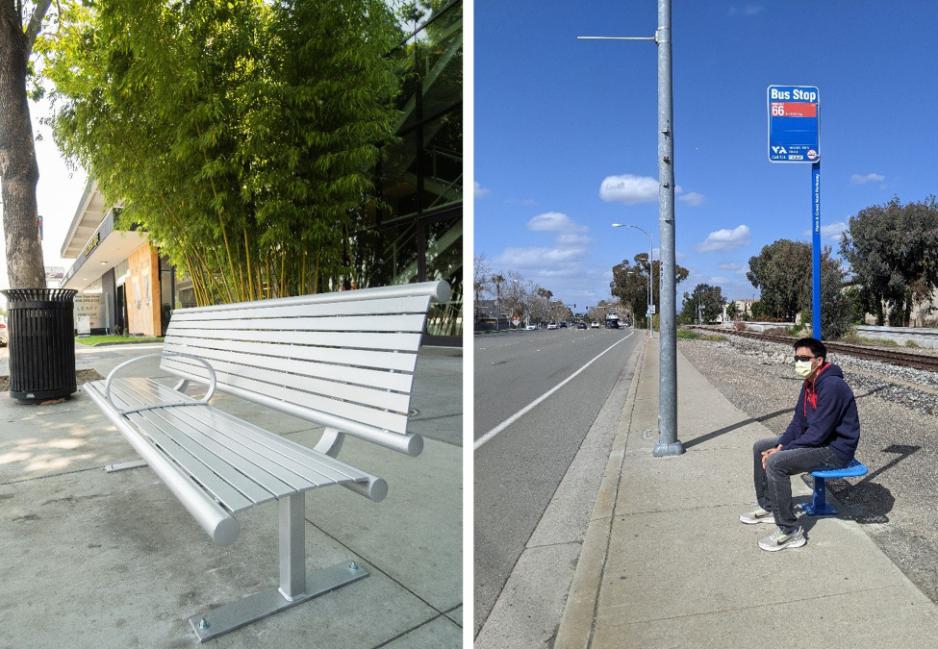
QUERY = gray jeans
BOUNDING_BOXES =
[752,437,847,532]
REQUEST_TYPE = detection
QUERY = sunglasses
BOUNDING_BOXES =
[794,355,815,362]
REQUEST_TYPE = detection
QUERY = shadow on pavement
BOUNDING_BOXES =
[684,385,887,450]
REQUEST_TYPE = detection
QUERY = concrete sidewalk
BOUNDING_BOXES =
[0,347,461,649]
[556,337,938,649]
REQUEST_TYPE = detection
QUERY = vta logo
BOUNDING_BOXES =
[771,146,787,155]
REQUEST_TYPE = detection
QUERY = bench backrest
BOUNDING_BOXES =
[160,281,450,455]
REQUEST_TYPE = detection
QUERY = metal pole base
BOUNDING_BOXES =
[104,459,149,473]
[652,440,685,457]
[188,561,368,643]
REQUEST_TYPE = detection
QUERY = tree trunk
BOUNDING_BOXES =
[0,2,46,289]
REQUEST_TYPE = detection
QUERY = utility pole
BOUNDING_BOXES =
[580,0,683,457]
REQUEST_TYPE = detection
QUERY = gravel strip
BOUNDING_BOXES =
[680,335,938,604]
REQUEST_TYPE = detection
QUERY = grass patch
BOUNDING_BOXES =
[840,332,898,347]
[678,329,725,342]
[905,340,921,348]
[76,335,163,346]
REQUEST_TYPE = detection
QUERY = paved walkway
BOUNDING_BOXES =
[0,346,461,649]
[556,336,938,649]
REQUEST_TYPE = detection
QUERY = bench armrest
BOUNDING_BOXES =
[105,352,217,412]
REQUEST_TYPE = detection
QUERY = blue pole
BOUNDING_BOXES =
[812,161,822,339]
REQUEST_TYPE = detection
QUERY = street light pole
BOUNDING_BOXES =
[655,0,683,456]
[612,223,654,337]
[581,0,683,457]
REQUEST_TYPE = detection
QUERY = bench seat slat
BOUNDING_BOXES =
[107,382,303,497]
[163,356,412,413]
[104,386,257,512]
[113,379,371,486]
[169,313,427,333]
[161,342,414,393]
[164,365,410,434]
[170,294,432,321]
[163,338,418,373]
[166,328,421,352]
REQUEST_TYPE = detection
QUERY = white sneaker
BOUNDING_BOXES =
[739,506,775,525]
[758,526,807,552]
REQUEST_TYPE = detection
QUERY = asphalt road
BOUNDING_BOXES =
[474,326,642,632]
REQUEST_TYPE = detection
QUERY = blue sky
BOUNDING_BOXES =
[474,0,938,309]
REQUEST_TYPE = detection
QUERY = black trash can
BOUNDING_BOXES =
[2,288,78,401]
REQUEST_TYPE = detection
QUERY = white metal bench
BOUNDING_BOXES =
[82,280,450,642]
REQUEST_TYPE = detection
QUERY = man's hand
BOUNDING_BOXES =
[761,444,783,469]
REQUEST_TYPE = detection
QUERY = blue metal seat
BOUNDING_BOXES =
[802,459,868,516]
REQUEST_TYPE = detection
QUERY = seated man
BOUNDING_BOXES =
[740,337,860,551]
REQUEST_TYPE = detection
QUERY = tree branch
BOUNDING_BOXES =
[24,0,52,57]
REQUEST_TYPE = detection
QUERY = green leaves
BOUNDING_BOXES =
[45,0,402,303]
[840,196,938,326]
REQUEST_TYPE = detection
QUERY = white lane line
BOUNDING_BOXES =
[474,330,635,450]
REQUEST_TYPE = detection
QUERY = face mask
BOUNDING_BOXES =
[794,360,813,378]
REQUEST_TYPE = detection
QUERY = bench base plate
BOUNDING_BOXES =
[188,561,368,643]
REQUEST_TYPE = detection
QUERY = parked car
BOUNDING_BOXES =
[559,322,568,328]
[590,321,600,328]
[546,322,558,330]
[576,321,587,329]
[525,324,537,331]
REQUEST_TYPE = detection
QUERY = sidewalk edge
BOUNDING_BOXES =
[552,338,648,649]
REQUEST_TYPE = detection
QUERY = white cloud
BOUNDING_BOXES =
[801,221,849,242]
[527,211,585,232]
[557,232,591,246]
[678,191,705,207]
[696,225,751,252]
[822,221,848,240]
[599,174,659,204]
[496,246,584,267]
[729,4,765,16]
[718,262,740,271]
[850,173,885,185]
[474,181,491,198]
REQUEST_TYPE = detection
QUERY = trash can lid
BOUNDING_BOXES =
[1,288,78,304]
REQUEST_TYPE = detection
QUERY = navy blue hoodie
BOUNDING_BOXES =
[777,362,860,465]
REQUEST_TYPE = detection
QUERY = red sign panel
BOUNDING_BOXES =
[770,102,817,118]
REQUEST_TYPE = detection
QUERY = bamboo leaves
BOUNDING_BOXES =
[45,0,401,303]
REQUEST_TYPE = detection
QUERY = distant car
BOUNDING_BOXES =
[546,322,558,330]
[576,321,587,330]
[525,324,537,331]
[590,321,600,329]
[559,322,568,328]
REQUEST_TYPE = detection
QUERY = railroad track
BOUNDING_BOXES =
[688,326,938,373]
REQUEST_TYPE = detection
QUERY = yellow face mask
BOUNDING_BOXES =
[794,360,813,378]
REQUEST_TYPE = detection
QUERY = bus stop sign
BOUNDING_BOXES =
[768,85,819,163]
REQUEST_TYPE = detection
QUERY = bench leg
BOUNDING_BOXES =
[803,476,839,516]
[104,459,148,473]
[187,492,369,643]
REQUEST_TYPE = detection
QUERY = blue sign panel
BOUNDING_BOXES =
[767,85,819,163]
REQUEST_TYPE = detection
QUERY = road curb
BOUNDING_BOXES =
[552,338,648,649]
